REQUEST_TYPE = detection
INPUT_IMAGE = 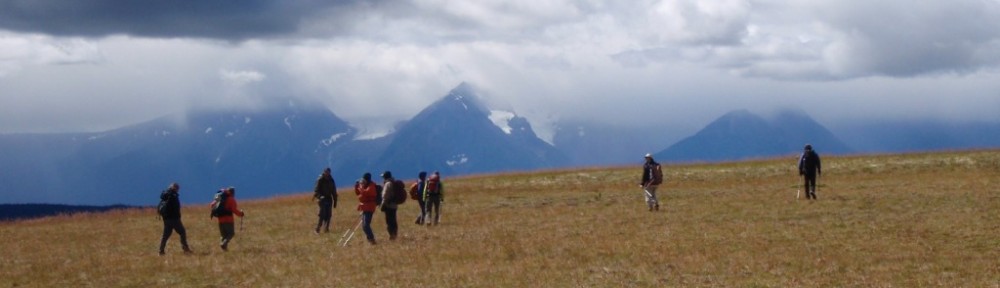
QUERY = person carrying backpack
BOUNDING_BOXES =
[380,171,401,240]
[410,171,428,225]
[354,173,378,245]
[158,182,192,255]
[210,187,245,251]
[423,171,445,226]
[312,167,338,234]
[798,144,822,200]
[640,153,663,211]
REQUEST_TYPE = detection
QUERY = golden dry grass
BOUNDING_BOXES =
[1,150,998,287]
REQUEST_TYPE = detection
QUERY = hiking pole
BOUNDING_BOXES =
[338,214,363,246]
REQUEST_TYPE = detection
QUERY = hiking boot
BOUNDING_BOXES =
[220,244,228,252]
[158,250,165,256]
[368,239,377,245]
[655,204,659,211]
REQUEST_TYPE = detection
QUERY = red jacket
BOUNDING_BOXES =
[355,182,378,212]
[210,190,244,224]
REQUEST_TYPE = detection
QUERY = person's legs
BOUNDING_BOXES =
[429,196,441,225]
[175,219,191,252]
[806,175,817,199]
[644,185,659,211]
[317,200,332,233]
[219,223,235,251]
[416,200,426,224]
[159,220,173,254]
[385,208,398,239]
[362,211,375,244]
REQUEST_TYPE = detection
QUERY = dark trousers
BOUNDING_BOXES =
[383,208,398,239]
[316,198,333,232]
[415,200,426,224]
[159,218,190,252]
[426,194,441,225]
[803,174,818,199]
[219,223,235,250]
[362,211,375,242]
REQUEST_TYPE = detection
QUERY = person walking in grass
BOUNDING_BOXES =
[423,171,444,226]
[410,171,428,225]
[210,187,245,251]
[798,144,822,200]
[380,171,400,240]
[354,173,379,245]
[158,182,192,255]
[640,153,664,211]
[312,167,338,234]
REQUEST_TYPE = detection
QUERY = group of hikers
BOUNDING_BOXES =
[312,169,445,245]
[639,144,823,211]
[157,184,246,255]
[156,168,446,254]
[158,144,821,254]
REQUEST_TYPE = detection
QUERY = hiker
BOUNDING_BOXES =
[798,144,822,200]
[354,173,378,244]
[312,167,338,234]
[380,171,400,240]
[410,171,428,224]
[210,187,245,251]
[423,171,444,226]
[158,182,192,255]
[640,153,663,211]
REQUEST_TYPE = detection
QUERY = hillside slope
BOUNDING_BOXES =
[2,151,997,287]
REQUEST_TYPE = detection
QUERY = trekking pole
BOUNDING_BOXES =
[338,214,363,246]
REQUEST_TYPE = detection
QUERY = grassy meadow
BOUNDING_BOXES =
[1,150,998,287]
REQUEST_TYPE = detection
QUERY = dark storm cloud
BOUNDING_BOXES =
[0,0,375,40]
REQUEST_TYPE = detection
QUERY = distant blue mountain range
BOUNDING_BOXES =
[2,85,998,210]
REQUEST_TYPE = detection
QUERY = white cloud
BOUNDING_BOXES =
[220,69,265,86]
[1,0,1000,137]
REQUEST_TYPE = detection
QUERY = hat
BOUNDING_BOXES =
[644,153,652,158]
[381,171,393,179]
[362,173,372,181]
[804,144,813,150]
[418,171,427,179]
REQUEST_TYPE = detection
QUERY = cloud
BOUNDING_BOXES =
[220,69,266,86]
[1,0,999,138]
[0,0,378,41]
[620,0,1000,80]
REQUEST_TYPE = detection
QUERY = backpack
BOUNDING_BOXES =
[650,164,664,185]
[425,178,440,195]
[157,195,169,216]
[210,191,230,218]
[409,182,422,200]
[392,180,407,205]
[375,184,383,205]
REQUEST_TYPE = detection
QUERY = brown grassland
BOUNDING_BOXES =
[1,150,998,287]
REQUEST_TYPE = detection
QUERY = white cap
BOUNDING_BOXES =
[644,153,652,158]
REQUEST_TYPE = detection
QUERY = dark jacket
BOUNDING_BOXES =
[159,190,182,220]
[799,150,822,177]
[313,174,337,205]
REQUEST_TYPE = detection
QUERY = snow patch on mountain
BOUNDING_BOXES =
[489,110,516,134]
[205,127,213,134]
[446,154,469,166]
[321,133,348,146]
[284,116,293,130]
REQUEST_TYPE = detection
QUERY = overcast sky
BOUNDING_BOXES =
[1,0,999,142]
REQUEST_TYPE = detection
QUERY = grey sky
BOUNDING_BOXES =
[1,0,999,142]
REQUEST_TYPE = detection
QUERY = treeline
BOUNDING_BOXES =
[0,204,138,222]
